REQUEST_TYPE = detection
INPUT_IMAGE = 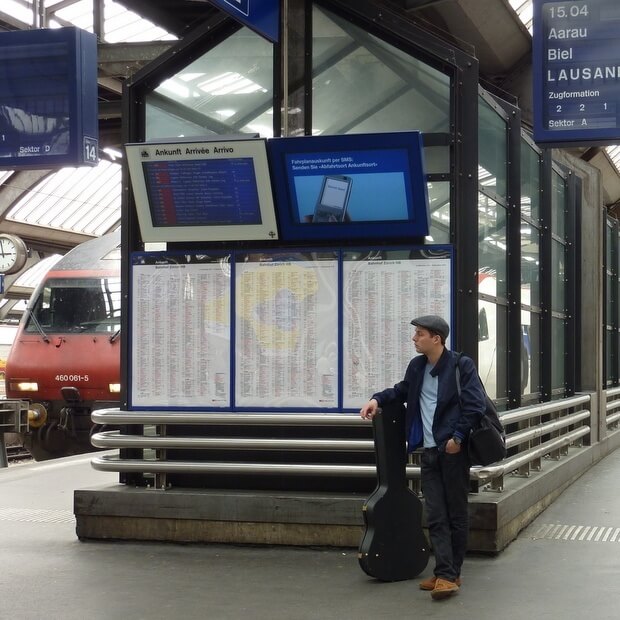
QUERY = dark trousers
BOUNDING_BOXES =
[420,447,470,581]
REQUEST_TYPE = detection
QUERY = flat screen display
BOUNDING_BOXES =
[125,138,279,243]
[268,132,429,242]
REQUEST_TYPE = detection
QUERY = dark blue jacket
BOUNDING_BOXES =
[372,348,486,452]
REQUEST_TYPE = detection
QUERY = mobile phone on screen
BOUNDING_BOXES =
[312,175,352,222]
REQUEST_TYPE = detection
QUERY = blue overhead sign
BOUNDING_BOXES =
[210,0,280,42]
[533,0,620,145]
[0,27,99,170]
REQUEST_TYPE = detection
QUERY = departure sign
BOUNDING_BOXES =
[0,27,98,169]
[533,0,620,144]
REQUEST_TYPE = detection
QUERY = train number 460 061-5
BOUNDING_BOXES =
[55,374,90,382]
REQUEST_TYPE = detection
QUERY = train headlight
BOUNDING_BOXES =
[10,381,39,392]
[109,383,121,393]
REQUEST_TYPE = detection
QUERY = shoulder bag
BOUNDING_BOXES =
[455,353,506,466]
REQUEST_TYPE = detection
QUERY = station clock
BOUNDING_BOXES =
[0,234,28,275]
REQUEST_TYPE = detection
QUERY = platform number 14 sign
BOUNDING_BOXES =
[83,136,99,165]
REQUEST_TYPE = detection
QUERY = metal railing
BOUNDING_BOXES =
[605,387,620,429]
[90,393,592,493]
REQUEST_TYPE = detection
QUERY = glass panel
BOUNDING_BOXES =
[145,28,274,140]
[49,0,176,43]
[7,161,121,235]
[496,302,508,399]
[2,1,32,26]
[479,193,508,298]
[427,182,450,244]
[611,226,618,330]
[551,317,565,390]
[423,146,450,175]
[552,171,566,239]
[478,300,496,399]
[103,0,176,43]
[607,273,614,326]
[478,300,508,400]
[13,255,62,289]
[479,98,507,198]
[552,240,566,313]
[521,139,541,222]
[606,328,616,384]
[522,310,540,395]
[605,222,613,267]
[25,277,122,335]
[617,331,620,385]
[521,219,540,308]
[312,7,451,135]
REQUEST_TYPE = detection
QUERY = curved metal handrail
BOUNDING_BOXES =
[606,412,620,425]
[606,386,620,399]
[471,427,590,481]
[506,410,590,448]
[92,408,363,426]
[91,394,592,489]
[91,431,374,452]
[605,399,620,413]
[91,425,589,481]
[92,456,380,477]
[500,394,590,426]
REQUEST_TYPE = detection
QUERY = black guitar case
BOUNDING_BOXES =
[358,401,430,581]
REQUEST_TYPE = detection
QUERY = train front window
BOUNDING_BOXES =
[26,277,121,334]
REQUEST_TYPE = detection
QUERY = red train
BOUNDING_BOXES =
[5,232,121,460]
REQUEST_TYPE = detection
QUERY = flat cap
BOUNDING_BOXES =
[410,315,450,339]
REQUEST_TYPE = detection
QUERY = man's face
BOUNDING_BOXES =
[412,326,439,355]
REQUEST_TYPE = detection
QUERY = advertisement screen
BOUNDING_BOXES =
[287,148,411,223]
[269,132,429,242]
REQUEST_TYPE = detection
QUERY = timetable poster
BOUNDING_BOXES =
[342,256,451,409]
[235,257,339,408]
[131,257,231,407]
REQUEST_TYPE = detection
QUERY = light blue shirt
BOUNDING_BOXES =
[420,363,438,448]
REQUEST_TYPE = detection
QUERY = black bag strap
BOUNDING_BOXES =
[455,351,487,410]
[455,353,505,436]
[454,352,464,403]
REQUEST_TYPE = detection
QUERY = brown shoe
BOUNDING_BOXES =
[430,578,460,600]
[419,576,462,591]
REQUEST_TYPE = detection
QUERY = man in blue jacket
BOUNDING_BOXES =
[360,315,486,600]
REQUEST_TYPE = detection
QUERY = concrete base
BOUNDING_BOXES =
[75,431,620,553]
[75,487,367,547]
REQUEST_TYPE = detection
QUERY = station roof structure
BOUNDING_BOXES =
[1,0,620,322]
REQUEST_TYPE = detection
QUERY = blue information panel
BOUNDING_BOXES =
[143,158,262,227]
[533,0,620,144]
[268,132,430,243]
[210,0,279,42]
[0,27,98,170]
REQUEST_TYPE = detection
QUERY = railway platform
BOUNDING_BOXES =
[1,449,620,620]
